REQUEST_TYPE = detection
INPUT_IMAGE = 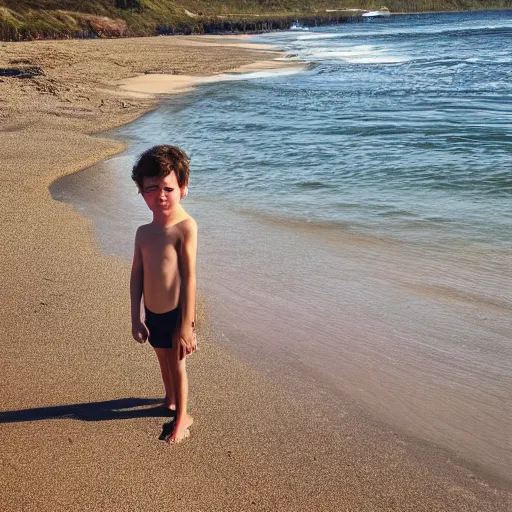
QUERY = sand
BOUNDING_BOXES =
[118,61,306,95]
[0,35,510,511]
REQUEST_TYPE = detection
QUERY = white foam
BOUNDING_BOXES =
[347,56,410,64]
[297,21,512,42]
[307,45,410,64]
[295,33,342,41]
[217,66,306,81]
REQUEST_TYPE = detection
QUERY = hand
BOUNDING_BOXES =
[180,324,197,356]
[132,321,149,344]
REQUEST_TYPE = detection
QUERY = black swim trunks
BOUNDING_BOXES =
[144,306,181,349]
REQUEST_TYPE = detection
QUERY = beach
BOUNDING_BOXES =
[1,34,510,511]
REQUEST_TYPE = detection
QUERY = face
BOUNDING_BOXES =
[140,172,185,216]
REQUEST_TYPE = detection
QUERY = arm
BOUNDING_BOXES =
[179,218,198,355]
[130,229,148,343]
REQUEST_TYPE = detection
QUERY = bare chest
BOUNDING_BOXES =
[140,230,181,268]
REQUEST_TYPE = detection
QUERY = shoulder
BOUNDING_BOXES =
[134,223,152,242]
[179,216,198,236]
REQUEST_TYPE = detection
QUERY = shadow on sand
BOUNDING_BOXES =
[0,397,175,423]
[0,397,180,441]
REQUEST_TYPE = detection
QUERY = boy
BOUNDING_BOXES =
[130,145,198,445]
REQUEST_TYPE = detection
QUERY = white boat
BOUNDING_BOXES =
[289,21,309,31]
[362,8,391,17]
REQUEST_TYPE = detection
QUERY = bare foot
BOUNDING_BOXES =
[167,414,193,445]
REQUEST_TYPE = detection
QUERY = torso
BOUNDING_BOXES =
[138,219,190,314]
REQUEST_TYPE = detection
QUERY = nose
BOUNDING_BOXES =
[158,188,166,200]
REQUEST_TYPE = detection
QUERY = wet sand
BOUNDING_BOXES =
[1,36,510,511]
[118,61,307,95]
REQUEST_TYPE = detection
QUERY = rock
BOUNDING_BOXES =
[0,66,44,79]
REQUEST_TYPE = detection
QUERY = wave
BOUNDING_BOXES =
[303,44,411,64]
[294,181,338,190]
[294,23,512,43]
[295,33,342,41]
[297,43,512,68]
[220,67,306,81]
[307,51,410,64]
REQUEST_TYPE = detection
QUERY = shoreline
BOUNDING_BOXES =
[117,60,307,96]
[1,35,510,510]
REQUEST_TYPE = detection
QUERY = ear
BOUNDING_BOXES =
[180,186,189,199]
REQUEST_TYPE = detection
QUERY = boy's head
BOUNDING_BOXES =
[131,144,190,195]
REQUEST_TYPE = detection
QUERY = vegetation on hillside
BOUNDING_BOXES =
[1,0,511,40]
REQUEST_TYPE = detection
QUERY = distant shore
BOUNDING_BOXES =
[2,5,511,41]
[1,35,510,511]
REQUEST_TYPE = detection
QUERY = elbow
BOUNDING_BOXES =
[130,268,143,295]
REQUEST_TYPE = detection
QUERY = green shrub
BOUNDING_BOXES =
[1,0,511,40]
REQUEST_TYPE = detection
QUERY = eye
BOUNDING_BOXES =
[164,187,174,193]
[143,186,158,193]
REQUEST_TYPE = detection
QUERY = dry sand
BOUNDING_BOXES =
[0,36,510,511]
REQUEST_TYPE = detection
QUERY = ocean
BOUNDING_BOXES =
[52,10,512,482]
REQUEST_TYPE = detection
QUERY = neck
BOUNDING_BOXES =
[152,204,185,228]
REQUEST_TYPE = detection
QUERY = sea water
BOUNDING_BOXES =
[52,10,512,481]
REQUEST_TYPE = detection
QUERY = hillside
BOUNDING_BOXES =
[1,0,511,40]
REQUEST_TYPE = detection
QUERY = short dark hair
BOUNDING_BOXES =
[131,145,190,190]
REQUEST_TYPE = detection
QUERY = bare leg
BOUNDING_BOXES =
[154,347,176,410]
[167,335,193,444]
